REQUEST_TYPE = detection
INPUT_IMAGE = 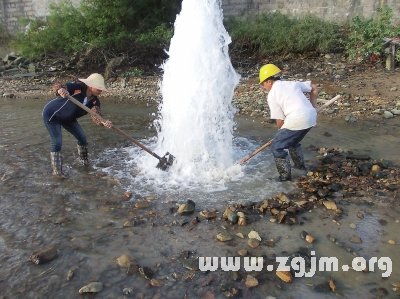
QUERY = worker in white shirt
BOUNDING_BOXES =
[259,64,318,181]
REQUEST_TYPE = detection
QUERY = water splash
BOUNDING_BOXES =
[138,0,241,188]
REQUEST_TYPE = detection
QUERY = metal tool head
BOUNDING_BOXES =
[156,152,175,171]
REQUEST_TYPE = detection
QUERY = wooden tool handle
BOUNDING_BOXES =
[237,95,341,166]
[66,94,162,160]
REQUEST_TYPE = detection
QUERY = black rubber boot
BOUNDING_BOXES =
[77,145,89,166]
[50,152,67,178]
[289,146,306,170]
[274,157,292,181]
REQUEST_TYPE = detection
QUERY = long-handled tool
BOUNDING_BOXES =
[238,95,342,165]
[66,94,175,171]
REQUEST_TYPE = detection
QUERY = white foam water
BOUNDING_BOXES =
[136,0,241,189]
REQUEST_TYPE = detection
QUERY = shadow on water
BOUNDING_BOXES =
[0,99,399,298]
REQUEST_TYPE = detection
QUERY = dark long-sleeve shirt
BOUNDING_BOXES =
[43,82,101,123]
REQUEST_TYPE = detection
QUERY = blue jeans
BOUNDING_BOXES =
[272,128,311,159]
[43,115,87,152]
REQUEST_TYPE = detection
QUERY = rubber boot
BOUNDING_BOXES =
[77,145,89,166]
[50,152,67,178]
[274,157,292,181]
[289,146,306,170]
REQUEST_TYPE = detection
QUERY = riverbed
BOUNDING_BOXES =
[0,99,399,298]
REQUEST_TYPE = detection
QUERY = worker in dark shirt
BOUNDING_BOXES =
[42,73,112,178]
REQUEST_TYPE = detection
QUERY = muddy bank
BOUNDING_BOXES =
[2,54,400,123]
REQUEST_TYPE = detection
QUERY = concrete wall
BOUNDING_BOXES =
[221,0,400,22]
[0,0,80,33]
[1,0,400,34]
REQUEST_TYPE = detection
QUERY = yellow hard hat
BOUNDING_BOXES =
[259,64,281,84]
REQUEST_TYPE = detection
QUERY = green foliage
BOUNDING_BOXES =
[136,24,173,47]
[123,67,143,77]
[227,12,342,56]
[345,6,400,62]
[13,0,180,58]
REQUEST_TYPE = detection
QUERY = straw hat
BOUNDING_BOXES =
[79,73,108,91]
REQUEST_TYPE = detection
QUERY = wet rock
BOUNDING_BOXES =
[329,278,337,292]
[384,111,394,119]
[78,282,103,294]
[323,200,337,211]
[138,266,154,280]
[369,287,388,297]
[124,191,132,199]
[2,93,15,98]
[123,288,134,296]
[349,235,362,244]
[248,239,260,249]
[134,200,150,209]
[178,200,195,215]
[248,231,261,241]
[202,291,215,299]
[66,267,77,281]
[150,279,163,287]
[223,207,238,224]
[305,234,315,244]
[116,254,135,268]
[371,164,381,174]
[199,210,217,220]
[245,275,259,288]
[29,246,58,265]
[345,114,357,123]
[276,271,292,283]
[236,232,244,239]
[300,231,308,239]
[276,192,290,203]
[216,232,232,242]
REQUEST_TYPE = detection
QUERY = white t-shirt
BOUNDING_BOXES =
[267,80,317,130]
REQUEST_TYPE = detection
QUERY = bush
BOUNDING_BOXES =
[227,12,343,56]
[345,6,400,62]
[13,0,180,58]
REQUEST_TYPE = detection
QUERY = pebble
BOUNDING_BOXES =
[349,223,356,229]
[350,235,362,244]
[276,271,293,283]
[305,234,315,244]
[2,93,15,98]
[245,275,259,288]
[199,210,217,220]
[391,109,400,115]
[248,238,260,248]
[216,232,232,242]
[116,254,135,268]
[236,232,244,239]
[383,111,394,119]
[237,249,248,256]
[123,288,134,296]
[150,279,163,287]
[323,200,338,210]
[177,200,195,215]
[78,282,103,294]
[388,240,396,245]
[248,231,262,241]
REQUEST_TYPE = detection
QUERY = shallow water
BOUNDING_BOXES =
[0,99,399,298]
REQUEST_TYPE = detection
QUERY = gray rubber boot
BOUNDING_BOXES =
[50,152,67,178]
[77,145,89,166]
[274,157,292,181]
[289,146,306,170]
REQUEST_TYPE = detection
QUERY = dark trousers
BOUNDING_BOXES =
[43,115,87,152]
[271,128,311,159]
